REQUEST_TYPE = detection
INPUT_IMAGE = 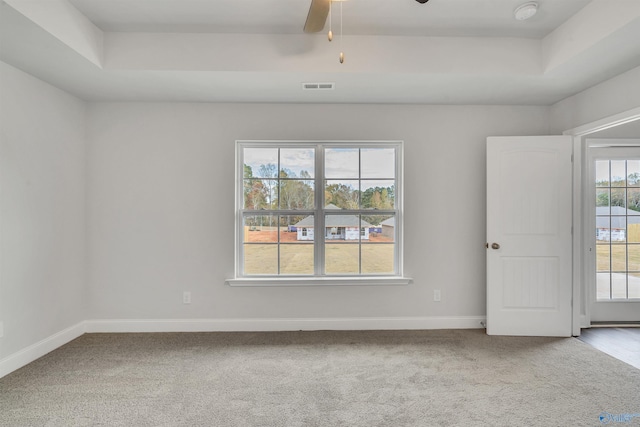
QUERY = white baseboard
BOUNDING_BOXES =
[580,314,590,329]
[84,316,487,333]
[0,322,85,379]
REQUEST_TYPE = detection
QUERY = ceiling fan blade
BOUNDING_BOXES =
[304,0,330,33]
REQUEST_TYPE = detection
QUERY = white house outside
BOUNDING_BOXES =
[294,204,372,241]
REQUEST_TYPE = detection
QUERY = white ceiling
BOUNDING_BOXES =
[2,0,640,105]
[68,0,589,38]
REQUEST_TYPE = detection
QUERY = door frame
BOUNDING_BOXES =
[563,106,640,335]
[586,144,640,321]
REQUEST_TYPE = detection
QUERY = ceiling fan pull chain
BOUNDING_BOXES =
[339,1,344,63]
[328,0,333,41]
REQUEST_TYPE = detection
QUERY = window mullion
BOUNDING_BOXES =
[277,149,281,275]
[358,148,362,274]
[394,145,402,276]
[315,145,325,275]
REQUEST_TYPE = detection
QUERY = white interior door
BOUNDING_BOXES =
[487,136,573,336]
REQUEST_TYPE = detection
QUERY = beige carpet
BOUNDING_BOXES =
[1,329,639,426]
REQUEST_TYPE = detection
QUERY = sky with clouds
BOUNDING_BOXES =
[243,147,395,190]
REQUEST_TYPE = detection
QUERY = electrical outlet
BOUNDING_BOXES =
[434,290,441,302]
[183,292,191,304]
[0,321,4,338]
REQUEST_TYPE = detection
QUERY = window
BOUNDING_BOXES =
[594,158,640,300]
[233,141,405,284]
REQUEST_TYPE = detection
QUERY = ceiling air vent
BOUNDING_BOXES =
[302,82,335,90]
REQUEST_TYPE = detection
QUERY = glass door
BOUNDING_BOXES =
[589,145,640,322]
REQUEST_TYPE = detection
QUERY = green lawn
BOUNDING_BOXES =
[596,243,640,275]
[244,243,395,275]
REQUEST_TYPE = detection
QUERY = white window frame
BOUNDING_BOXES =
[226,140,411,287]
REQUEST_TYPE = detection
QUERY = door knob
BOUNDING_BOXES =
[491,243,500,250]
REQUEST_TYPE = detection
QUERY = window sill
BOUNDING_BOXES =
[225,276,412,287]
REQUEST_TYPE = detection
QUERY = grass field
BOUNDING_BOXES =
[244,227,395,275]
[596,243,640,274]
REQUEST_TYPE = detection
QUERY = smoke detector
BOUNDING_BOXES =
[514,2,538,21]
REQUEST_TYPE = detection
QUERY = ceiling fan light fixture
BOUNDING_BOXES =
[514,2,538,21]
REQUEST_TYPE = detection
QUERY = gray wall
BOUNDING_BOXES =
[0,62,86,359]
[550,64,640,133]
[85,103,549,322]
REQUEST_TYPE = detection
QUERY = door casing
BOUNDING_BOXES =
[563,106,640,332]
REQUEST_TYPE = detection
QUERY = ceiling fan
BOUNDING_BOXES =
[304,0,430,33]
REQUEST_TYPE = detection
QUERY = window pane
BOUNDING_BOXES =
[278,180,314,210]
[609,217,627,242]
[243,215,277,243]
[325,243,359,274]
[325,148,359,179]
[628,188,640,214]
[281,215,314,241]
[243,178,277,209]
[611,244,626,271]
[361,244,395,274]
[244,148,278,178]
[596,220,611,241]
[628,160,640,187]
[244,179,272,209]
[595,161,609,187]
[611,188,625,209]
[364,215,396,242]
[325,214,362,241]
[628,244,640,271]
[280,244,314,275]
[596,189,609,213]
[596,244,610,273]
[243,244,277,275]
[630,223,640,243]
[361,148,395,179]
[611,160,626,186]
[280,148,314,178]
[325,180,359,209]
[612,273,627,299]
[597,272,611,300]
[361,181,395,209]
